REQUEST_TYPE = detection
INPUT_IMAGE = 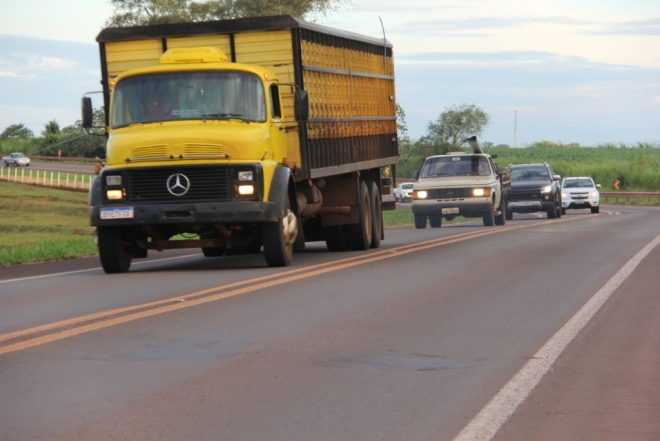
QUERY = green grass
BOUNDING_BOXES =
[0,181,97,267]
[383,208,470,227]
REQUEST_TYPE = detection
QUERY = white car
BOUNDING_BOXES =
[393,182,414,202]
[561,177,600,214]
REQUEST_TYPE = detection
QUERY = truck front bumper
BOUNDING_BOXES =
[90,201,279,227]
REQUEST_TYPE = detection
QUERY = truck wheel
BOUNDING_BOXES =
[263,208,296,267]
[414,214,426,229]
[495,195,506,225]
[324,226,347,251]
[556,198,562,218]
[482,204,495,226]
[547,200,558,218]
[430,217,441,228]
[591,206,599,214]
[561,207,566,215]
[202,247,224,257]
[368,181,382,249]
[97,227,132,273]
[346,181,372,250]
[506,209,513,221]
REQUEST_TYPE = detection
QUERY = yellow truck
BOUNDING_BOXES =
[82,15,397,273]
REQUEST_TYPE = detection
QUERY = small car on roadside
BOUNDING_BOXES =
[561,177,600,214]
[393,182,414,202]
[2,152,31,167]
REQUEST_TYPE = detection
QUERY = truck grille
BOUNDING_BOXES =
[427,188,471,199]
[510,187,542,201]
[127,166,230,203]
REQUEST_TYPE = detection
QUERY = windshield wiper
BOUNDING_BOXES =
[426,173,452,177]
[202,113,246,121]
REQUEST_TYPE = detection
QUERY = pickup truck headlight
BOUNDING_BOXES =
[413,190,428,199]
[541,185,552,194]
[590,191,599,198]
[562,191,569,198]
[472,188,491,197]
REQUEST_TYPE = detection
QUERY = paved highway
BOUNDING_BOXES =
[1,206,659,441]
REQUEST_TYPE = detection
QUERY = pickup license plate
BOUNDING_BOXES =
[442,207,459,214]
[100,207,134,220]
[517,201,533,206]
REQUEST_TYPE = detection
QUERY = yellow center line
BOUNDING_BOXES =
[0,216,585,356]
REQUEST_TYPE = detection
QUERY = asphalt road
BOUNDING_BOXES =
[24,161,96,174]
[1,205,659,441]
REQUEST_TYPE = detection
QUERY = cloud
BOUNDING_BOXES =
[653,96,660,102]
[585,18,660,36]
[390,16,594,35]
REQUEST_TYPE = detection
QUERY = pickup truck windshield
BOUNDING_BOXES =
[421,156,490,178]
[111,71,267,128]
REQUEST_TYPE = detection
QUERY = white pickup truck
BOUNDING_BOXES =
[2,152,31,167]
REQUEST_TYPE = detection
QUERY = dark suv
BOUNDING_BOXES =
[507,163,562,219]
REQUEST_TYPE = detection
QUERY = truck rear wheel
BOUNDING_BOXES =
[368,181,382,249]
[346,181,372,250]
[324,226,347,251]
[97,227,132,273]
[430,217,441,228]
[263,208,296,267]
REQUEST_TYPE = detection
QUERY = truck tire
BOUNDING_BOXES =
[506,209,513,220]
[482,204,495,226]
[547,199,558,218]
[346,181,372,250]
[494,194,506,225]
[561,207,566,215]
[556,198,562,218]
[324,226,347,251]
[415,214,426,229]
[591,206,599,214]
[202,247,224,257]
[263,208,296,267]
[97,227,132,273]
[368,181,382,249]
[430,217,441,228]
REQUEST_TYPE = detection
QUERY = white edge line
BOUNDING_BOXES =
[453,234,660,441]
[0,254,201,285]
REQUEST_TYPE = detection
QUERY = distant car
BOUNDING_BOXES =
[507,163,562,219]
[561,177,600,214]
[2,152,30,167]
[393,182,414,202]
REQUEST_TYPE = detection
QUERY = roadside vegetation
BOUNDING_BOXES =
[0,181,96,267]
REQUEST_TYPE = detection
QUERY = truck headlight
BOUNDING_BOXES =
[237,184,254,195]
[238,171,253,181]
[106,175,122,186]
[562,192,569,198]
[541,185,552,194]
[414,190,428,199]
[472,188,490,197]
[107,189,124,200]
[590,191,599,198]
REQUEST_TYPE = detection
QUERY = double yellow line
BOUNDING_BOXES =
[0,216,585,357]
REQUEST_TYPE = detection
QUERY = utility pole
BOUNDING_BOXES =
[513,110,518,148]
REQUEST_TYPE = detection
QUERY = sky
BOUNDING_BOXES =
[0,0,659,146]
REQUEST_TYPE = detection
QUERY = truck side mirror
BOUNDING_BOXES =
[412,170,420,180]
[552,174,561,181]
[294,89,308,122]
[81,97,93,129]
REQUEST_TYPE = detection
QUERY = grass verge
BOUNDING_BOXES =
[0,181,97,267]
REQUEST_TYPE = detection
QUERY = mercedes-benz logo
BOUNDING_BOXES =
[166,173,191,196]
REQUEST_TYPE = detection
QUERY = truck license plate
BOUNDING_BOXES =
[518,201,532,206]
[442,207,459,214]
[100,207,134,220]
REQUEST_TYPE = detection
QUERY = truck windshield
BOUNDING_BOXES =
[111,71,267,128]
[421,156,490,178]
